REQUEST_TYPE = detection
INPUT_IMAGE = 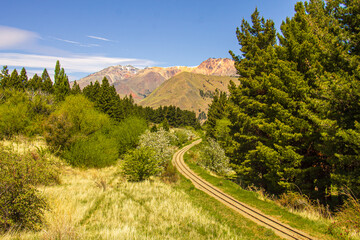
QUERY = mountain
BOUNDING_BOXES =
[113,66,192,99]
[77,65,140,89]
[139,72,238,116]
[192,58,237,76]
[77,58,237,100]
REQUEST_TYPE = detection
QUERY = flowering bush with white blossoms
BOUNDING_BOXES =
[200,138,233,177]
[171,128,198,147]
[138,128,175,167]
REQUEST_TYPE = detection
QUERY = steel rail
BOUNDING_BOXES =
[173,139,317,240]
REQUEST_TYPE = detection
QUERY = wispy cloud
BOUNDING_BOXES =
[0,53,155,79]
[52,37,80,45]
[0,26,155,80]
[87,35,113,42]
[51,37,100,48]
[0,25,40,49]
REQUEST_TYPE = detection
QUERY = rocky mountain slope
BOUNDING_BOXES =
[77,65,140,89]
[77,58,237,100]
[139,72,238,116]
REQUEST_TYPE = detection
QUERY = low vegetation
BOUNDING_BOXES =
[0,141,60,232]
[1,137,279,240]
[185,143,360,239]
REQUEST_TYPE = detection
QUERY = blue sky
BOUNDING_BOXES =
[0,0,298,80]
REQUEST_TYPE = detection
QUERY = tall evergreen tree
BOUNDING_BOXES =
[71,81,81,95]
[206,90,228,138]
[227,8,304,194]
[41,68,54,94]
[53,60,70,101]
[19,67,28,89]
[8,69,23,89]
[212,0,360,201]
[0,66,10,88]
[27,74,42,91]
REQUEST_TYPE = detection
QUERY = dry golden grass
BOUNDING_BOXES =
[1,157,243,239]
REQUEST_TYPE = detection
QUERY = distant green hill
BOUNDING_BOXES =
[139,72,238,116]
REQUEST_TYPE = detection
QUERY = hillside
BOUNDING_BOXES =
[77,65,140,89]
[139,72,238,115]
[76,58,237,100]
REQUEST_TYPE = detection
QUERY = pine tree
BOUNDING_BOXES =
[71,81,81,95]
[0,66,10,88]
[41,69,54,94]
[227,9,301,194]
[161,118,170,131]
[27,74,42,91]
[206,90,228,138]
[53,60,70,101]
[19,67,28,90]
[223,0,360,200]
[8,69,22,89]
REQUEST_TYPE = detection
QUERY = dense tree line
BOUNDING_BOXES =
[206,0,360,204]
[0,62,200,129]
[82,78,200,128]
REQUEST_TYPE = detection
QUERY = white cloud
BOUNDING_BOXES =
[52,37,80,45]
[51,37,101,48]
[0,53,155,77]
[87,35,112,42]
[0,26,39,49]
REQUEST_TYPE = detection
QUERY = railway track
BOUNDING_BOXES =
[173,139,317,240]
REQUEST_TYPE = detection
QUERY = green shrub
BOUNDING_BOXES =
[107,117,147,155]
[199,138,233,176]
[139,128,174,167]
[331,189,360,236]
[172,128,198,147]
[43,95,111,152]
[0,91,31,138]
[122,147,160,181]
[160,161,179,184]
[0,146,60,232]
[43,112,74,152]
[63,132,119,168]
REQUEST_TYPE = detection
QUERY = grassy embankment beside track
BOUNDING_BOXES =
[184,141,341,240]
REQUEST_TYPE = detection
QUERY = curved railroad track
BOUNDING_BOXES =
[173,139,317,240]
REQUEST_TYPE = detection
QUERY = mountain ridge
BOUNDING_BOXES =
[77,58,237,100]
[139,71,238,116]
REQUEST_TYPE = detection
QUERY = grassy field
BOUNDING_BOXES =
[184,142,360,240]
[1,137,280,240]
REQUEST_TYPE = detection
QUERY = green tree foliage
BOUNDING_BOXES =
[0,66,10,88]
[83,79,131,121]
[227,8,305,194]
[207,1,360,200]
[139,128,174,167]
[0,146,60,231]
[8,69,23,90]
[206,90,228,138]
[71,80,81,95]
[27,74,42,91]
[43,95,110,151]
[122,147,160,182]
[63,132,119,168]
[106,116,148,155]
[146,105,200,129]
[0,91,31,138]
[53,60,70,102]
[19,67,28,89]
[41,68,54,94]
[200,138,232,177]
[161,118,170,131]
[82,79,200,128]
